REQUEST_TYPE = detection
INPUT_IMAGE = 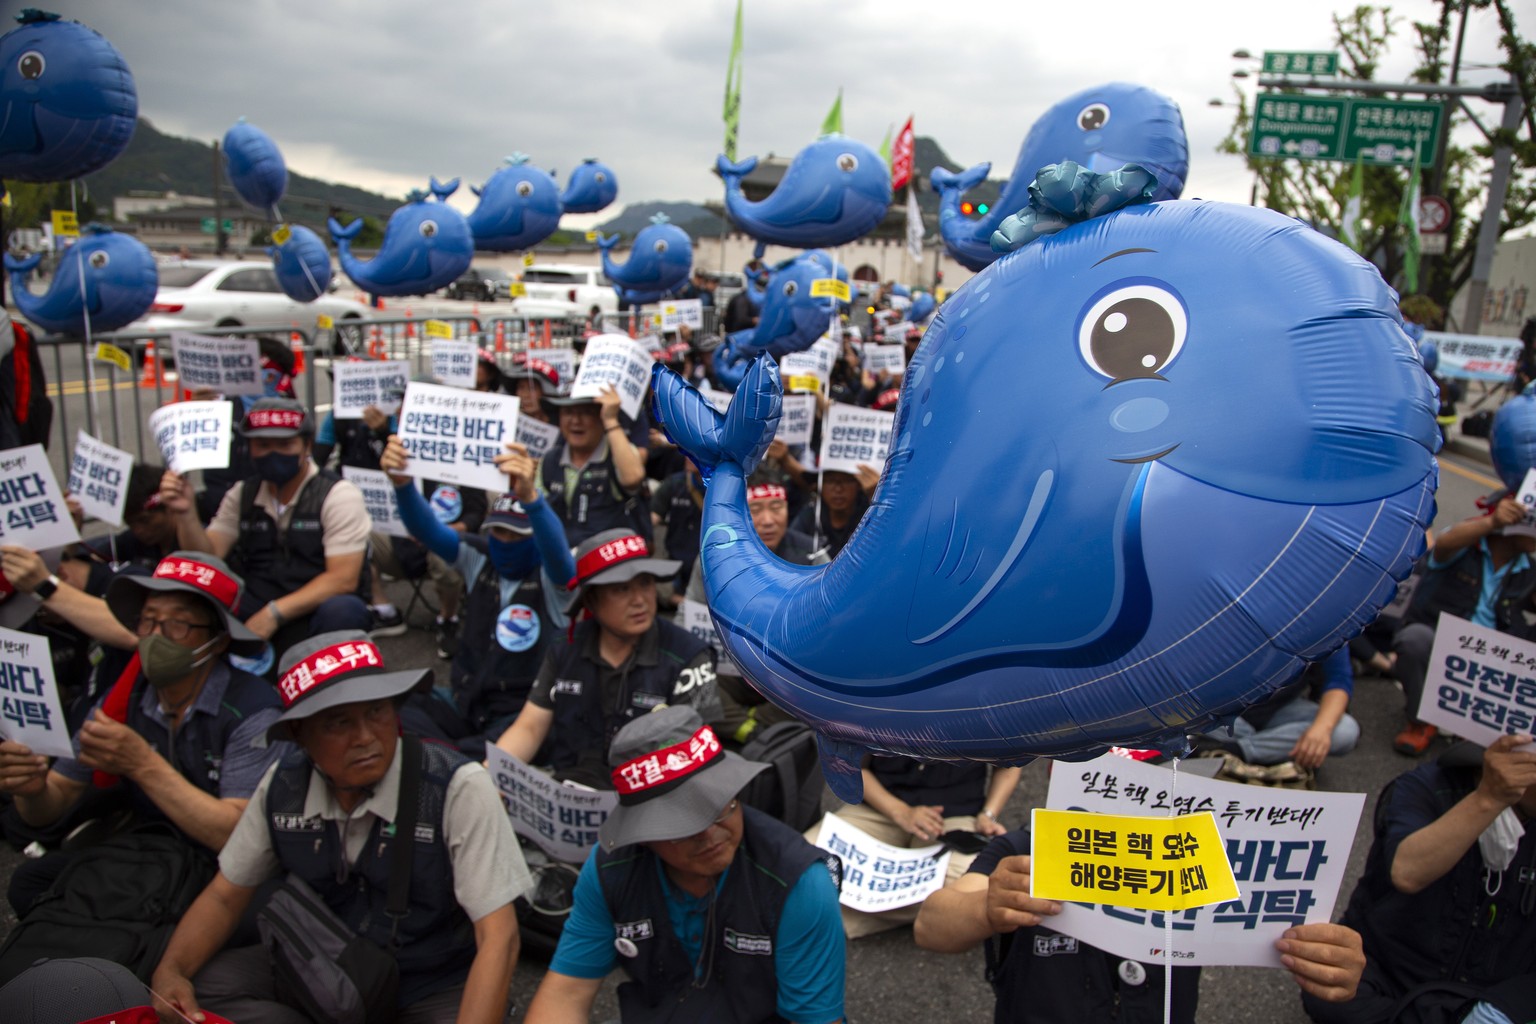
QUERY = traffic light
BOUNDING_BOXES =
[959,201,990,216]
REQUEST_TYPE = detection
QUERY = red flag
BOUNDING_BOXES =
[891,116,915,191]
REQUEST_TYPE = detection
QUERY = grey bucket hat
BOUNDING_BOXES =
[563,528,681,614]
[265,629,430,742]
[104,551,266,657]
[238,397,314,438]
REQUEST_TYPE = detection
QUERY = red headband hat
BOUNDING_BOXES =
[264,629,429,742]
[104,551,267,657]
[745,483,787,503]
[873,388,901,412]
[239,397,312,438]
[508,352,563,394]
[563,528,682,613]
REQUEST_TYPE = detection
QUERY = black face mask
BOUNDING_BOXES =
[253,451,302,485]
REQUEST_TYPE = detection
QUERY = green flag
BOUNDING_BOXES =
[723,0,744,160]
[878,124,893,169]
[1339,153,1364,251]
[821,88,843,136]
[1398,139,1423,293]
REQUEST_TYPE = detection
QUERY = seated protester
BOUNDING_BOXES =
[474,347,505,393]
[651,459,704,610]
[505,350,563,425]
[542,384,651,548]
[914,827,1367,1024]
[789,468,872,560]
[1305,735,1536,1024]
[1192,647,1359,769]
[525,706,846,1024]
[0,552,287,915]
[150,631,530,1024]
[495,528,721,790]
[198,337,298,523]
[381,435,575,748]
[75,462,179,578]
[159,398,373,661]
[1391,494,1536,756]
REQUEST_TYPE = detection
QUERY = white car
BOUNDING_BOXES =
[514,263,617,317]
[135,260,372,335]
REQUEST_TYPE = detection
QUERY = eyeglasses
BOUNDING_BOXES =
[661,799,740,846]
[134,615,217,641]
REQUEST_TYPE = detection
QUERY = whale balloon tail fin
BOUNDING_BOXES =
[328,217,363,243]
[651,357,780,483]
[929,161,991,195]
[469,183,483,198]
[596,233,620,251]
[715,154,759,180]
[3,251,43,275]
[429,177,460,201]
[816,735,871,803]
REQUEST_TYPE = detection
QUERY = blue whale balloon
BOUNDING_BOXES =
[269,224,332,303]
[713,250,846,390]
[0,9,137,182]
[561,158,618,214]
[1490,387,1536,493]
[467,154,563,251]
[329,178,473,298]
[907,291,936,323]
[653,188,1438,802]
[717,134,893,248]
[600,214,693,306]
[223,118,287,215]
[5,224,156,334]
[932,83,1188,272]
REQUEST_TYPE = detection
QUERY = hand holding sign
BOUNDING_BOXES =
[158,470,196,517]
[0,547,50,593]
[1275,923,1367,1003]
[0,739,49,797]
[493,443,539,504]
[379,435,412,486]
[987,855,1062,933]
[1479,733,1536,807]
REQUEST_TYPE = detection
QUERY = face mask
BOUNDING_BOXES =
[253,451,302,485]
[138,632,222,688]
[1480,806,1526,874]
[488,535,537,579]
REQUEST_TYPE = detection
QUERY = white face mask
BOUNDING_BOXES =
[1479,806,1526,874]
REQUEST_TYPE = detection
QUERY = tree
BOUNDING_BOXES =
[1218,1,1534,319]
[3,181,100,235]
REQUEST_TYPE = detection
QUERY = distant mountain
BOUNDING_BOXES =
[594,200,723,240]
[912,135,1001,215]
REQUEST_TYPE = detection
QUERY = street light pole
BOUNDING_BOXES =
[1461,78,1525,336]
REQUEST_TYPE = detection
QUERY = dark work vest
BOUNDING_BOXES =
[548,619,711,774]
[452,536,553,732]
[540,443,652,548]
[232,470,366,608]
[1406,545,1536,640]
[867,757,988,817]
[334,419,388,470]
[985,926,1200,1024]
[265,739,476,1008]
[596,805,828,1024]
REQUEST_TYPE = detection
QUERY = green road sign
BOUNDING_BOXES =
[1262,51,1338,76]
[199,217,235,234]
[1249,94,1441,166]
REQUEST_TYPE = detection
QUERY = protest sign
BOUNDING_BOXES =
[515,416,562,463]
[780,337,838,383]
[67,431,133,527]
[570,335,654,420]
[1043,752,1364,967]
[862,343,907,377]
[540,347,577,390]
[342,467,412,538]
[396,383,520,493]
[485,744,618,863]
[168,333,265,396]
[333,359,410,418]
[820,404,894,475]
[0,626,73,758]
[149,401,232,474]
[660,299,704,330]
[680,599,739,674]
[0,445,79,551]
[1419,613,1536,748]
[777,393,815,447]
[1423,331,1522,381]
[813,812,950,913]
[432,339,478,389]
[1031,809,1240,912]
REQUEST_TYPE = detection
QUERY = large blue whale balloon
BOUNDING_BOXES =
[932,83,1188,272]
[600,214,693,306]
[712,250,847,390]
[223,118,287,215]
[561,158,618,214]
[329,178,472,298]
[1490,386,1536,493]
[717,134,893,248]
[907,291,936,323]
[653,180,1438,802]
[0,9,137,182]
[5,225,156,334]
[269,224,332,303]
[467,154,563,251]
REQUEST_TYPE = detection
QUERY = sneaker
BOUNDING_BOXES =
[1393,721,1438,757]
[435,616,460,660]
[369,606,407,638]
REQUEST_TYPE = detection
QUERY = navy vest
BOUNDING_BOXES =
[540,444,652,548]
[264,739,477,1008]
[1406,545,1536,640]
[232,470,366,607]
[867,757,988,817]
[985,926,1200,1024]
[452,537,553,732]
[595,805,827,1024]
[333,419,388,471]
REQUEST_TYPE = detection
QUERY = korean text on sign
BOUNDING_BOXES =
[168,333,265,396]
[0,444,81,551]
[396,382,521,494]
[570,335,655,420]
[820,403,894,475]
[0,626,73,758]
[67,430,133,528]
[1031,809,1239,912]
[1420,613,1536,750]
[432,339,477,389]
[332,359,410,418]
[485,744,618,863]
[149,401,232,474]
[341,467,412,539]
[814,812,950,913]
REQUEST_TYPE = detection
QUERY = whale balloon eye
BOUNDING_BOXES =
[783,281,798,297]
[17,51,44,80]
[1077,283,1187,382]
[594,172,607,184]
[653,240,668,253]
[88,251,110,269]
[419,220,439,238]
[837,153,858,172]
[516,181,534,197]
[1077,103,1111,131]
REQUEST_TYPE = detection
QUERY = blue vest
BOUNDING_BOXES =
[452,536,553,732]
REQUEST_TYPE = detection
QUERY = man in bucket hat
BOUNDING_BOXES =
[495,527,720,789]
[525,706,846,1024]
[541,382,651,549]
[152,630,530,1024]
[0,552,289,913]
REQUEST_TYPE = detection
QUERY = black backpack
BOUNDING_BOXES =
[736,721,826,832]
[0,825,215,984]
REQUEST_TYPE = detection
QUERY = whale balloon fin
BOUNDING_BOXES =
[430,177,460,201]
[715,154,759,180]
[596,233,620,252]
[328,217,363,243]
[817,735,870,803]
[930,162,991,194]
[3,252,42,275]
[651,357,780,482]
[469,183,483,198]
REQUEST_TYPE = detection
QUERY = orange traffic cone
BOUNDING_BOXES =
[494,320,506,353]
[289,325,306,376]
[404,306,415,339]
[368,324,386,360]
[627,311,636,339]
[139,340,168,389]
[542,319,552,348]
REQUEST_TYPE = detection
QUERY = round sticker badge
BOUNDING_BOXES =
[430,486,463,524]
[1118,959,1147,986]
[496,604,541,652]
[615,937,639,958]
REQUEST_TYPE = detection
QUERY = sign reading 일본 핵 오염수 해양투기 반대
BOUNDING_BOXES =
[484,743,618,863]
[1419,613,1536,749]
[569,335,655,420]
[332,359,411,418]
[0,444,81,551]
[1039,752,1365,968]
[396,382,521,494]
[814,812,950,913]
[0,626,74,758]
[168,333,265,396]
[149,401,232,475]
[819,403,894,476]
[67,430,133,528]
[431,339,478,389]
[341,466,414,539]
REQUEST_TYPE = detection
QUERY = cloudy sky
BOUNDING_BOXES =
[44,0,1513,226]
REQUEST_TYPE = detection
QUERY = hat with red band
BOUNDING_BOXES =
[563,528,681,613]
[505,352,564,395]
[238,397,314,438]
[745,483,787,503]
[598,705,767,851]
[0,956,159,1024]
[265,629,430,742]
[105,551,266,657]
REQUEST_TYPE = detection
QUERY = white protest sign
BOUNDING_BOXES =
[863,343,907,377]
[776,393,816,448]
[168,332,265,396]
[1043,752,1364,967]
[0,445,79,551]
[779,336,839,383]
[539,347,577,391]
[485,744,618,863]
[1422,330,1523,382]
[148,401,232,474]
[342,467,411,539]
[570,334,655,420]
[660,299,704,330]
[515,416,562,463]
[0,626,73,758]
[333,359,410,418]
[431,339,478,389]
[680,599,739,675]
[397,382,520,494]
[814,811,950,913]
[67,431,133,528]
[1419,613,1536,747]
[820,404,894,476]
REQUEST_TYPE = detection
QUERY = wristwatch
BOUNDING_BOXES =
[33,574,61,601]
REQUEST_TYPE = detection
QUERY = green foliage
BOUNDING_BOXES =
[3,181,99,232]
